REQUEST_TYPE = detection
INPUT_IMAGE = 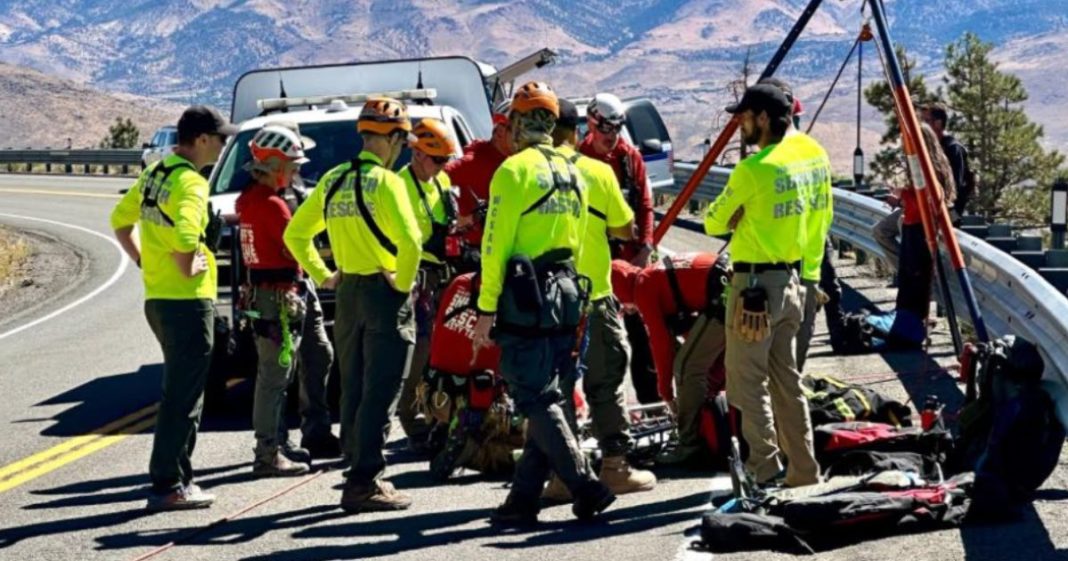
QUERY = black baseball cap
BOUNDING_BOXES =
[556,99,579,130]
[725,83,792,117]
[758,77,794,102]
[177,105,238,140]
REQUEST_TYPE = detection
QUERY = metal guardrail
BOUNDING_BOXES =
[668,161,1068,426]
[0,149,143,174]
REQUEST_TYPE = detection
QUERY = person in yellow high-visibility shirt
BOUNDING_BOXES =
[283,97,422,513]
[110,105,236,512]
[705,83,831,489]
[546,98,658,500]
[396,117,458,451]
[471,82,615,526]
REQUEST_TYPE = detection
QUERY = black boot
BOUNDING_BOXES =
[301,432,342,460]
[490,493,540,527]
[572,480,615,521]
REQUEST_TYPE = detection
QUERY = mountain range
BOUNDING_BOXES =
[2,0,1066,169]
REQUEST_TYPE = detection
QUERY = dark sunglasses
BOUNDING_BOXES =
[594,120,623,134]
[430,155,451,165]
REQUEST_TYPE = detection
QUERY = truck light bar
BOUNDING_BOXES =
[257,88,438,112]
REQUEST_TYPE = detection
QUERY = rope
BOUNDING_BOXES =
[126,469,331,561]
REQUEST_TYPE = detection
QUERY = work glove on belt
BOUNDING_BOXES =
[732,286,771,343]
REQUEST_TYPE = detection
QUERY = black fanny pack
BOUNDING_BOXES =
[497,248,590,336]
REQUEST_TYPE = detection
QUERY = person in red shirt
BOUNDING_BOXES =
[894,122,956,320]
[580,93,660,404]
[444,113,512,253]
[579,94,655,265]
[237,125,338,477]
[612,253,729,466]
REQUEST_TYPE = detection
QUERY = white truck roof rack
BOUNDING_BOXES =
[257,88,438,113]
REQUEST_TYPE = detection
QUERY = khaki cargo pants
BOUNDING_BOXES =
[250,283,334,459]
[725,269,819,487]
[673,313,726,451]
[560,296,633,456]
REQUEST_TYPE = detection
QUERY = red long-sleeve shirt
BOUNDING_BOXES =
[580,135,654,258]
[901,190,922,226]
[631,253,721,402]
[445,139,508,246]
[236,183,300,273]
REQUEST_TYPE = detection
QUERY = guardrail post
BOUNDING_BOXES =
[83,163,90,174]
[65,163,72,174]
[122,164,129,175]
[103,164,109,175]
[45,162,52,173]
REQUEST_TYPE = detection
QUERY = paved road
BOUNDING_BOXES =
[0,173,1065,561]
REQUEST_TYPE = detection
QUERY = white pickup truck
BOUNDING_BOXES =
[203,52,556,406]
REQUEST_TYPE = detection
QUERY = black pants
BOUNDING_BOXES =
[895,223,932,318]
[624,313,659,404]
[335,274,415,486]
[144,299,214,493]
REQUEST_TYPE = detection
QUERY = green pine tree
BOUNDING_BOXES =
[99,117,140,149]
[863,45,930,186]
[942,32,1065,222]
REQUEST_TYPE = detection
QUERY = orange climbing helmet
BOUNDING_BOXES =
[409,118,456,158]
[510,81,559,117]
[357,97,412,136]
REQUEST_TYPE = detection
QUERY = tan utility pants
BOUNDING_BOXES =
[673,314,726,450]
[725,269,819,487]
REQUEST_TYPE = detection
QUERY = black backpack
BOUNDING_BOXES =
[952,335,1064,520]
[694,512,812,554]
[802,375,913,427]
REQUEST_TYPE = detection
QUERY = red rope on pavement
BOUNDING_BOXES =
[126,468,332,561]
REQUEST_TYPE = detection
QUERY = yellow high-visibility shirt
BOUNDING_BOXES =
[478,143,589,313]
[558,144,633,301]
[705,132,832,281]
[284,151,422,292]
[109,154,217,300]
[399,164,452,265]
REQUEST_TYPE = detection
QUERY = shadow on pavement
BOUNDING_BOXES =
[78,491,705,560]
[23,462,254,510]
[93,505,343,552]
[231,491,707,561]
[0,508,151,549]
[29,462,248,497]
[26,364,163,437]
[960,504,1068,561]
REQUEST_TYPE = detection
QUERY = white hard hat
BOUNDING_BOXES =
[588,93,626,126]
[249,125,310,165]
[263,119,317,151]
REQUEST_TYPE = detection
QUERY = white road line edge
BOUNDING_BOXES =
[0,212,129,341]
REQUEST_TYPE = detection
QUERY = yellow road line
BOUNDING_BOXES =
[0,187,122,199]
[0,379,243,494]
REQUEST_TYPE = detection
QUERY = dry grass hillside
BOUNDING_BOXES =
[0,63,184,149]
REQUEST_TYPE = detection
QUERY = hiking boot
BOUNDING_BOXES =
[655,445,704,467]
[572,481,615,521]
[146,484,215,512]
[540,475,572,503]
[340,479,412,513]
[490,493,540,527]
[281,440,312,464]
[599,455,657,495]
[253,450,310,478]
[301,433,342,460]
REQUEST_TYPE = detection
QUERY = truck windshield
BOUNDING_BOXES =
[211,119,417,194]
